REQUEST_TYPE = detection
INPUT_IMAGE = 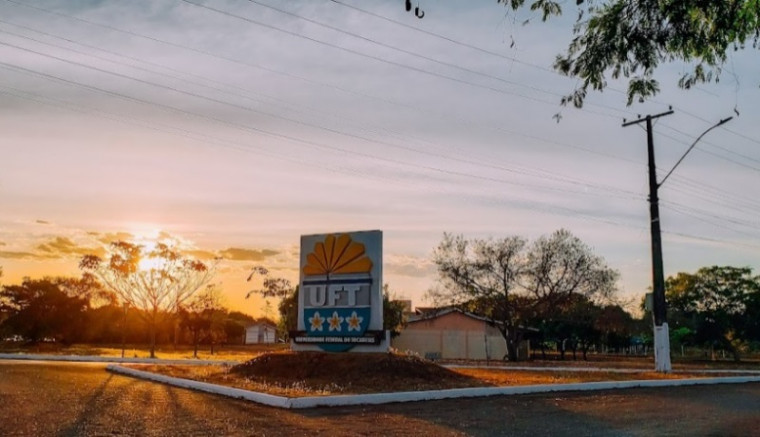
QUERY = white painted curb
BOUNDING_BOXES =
[444,364,760,375]
[107,365,289,408]
[106,364,760,409]
[0,353,238,366]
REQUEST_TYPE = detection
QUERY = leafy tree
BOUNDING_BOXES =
[277,286,299,341]
[246,266,292,320]
[180,286,227,358]
[382,284,409,339]
[431,229,618,361]
[595,303,635,352]
[0,277,95,343]
[557,295,602,360]
[224,310,254,343]
[490,0,760,106]
[80,241,215,358]
[666,266,760,361]
[246,266,292,300]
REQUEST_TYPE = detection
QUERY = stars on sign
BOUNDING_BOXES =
[328,311,344,332]
[347,311,363,332]
[309,311,325,332]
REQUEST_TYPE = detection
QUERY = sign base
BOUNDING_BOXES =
[291,330,391,353]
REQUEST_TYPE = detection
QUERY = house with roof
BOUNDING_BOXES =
[244,319,277,344]
[391,307,533,361]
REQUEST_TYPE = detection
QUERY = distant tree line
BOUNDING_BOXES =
[664,266,760,362]
[0,275,266,354]
[3,236,758,362]
[430,229,760,362]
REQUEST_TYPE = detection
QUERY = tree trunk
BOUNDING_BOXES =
[193,330,199,359]
[149,310,157,359]
[571,341,577,361]
[727,340,741,362]
[502,327,520,361]
[149,325,156,359]
[540,341,546,360]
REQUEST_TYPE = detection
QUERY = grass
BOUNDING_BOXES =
[127,351,747,398]
[0,342,287,361]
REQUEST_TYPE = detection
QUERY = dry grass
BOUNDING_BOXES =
[0,342,287,361]
[130,351,734,398]
[455,368,697,385]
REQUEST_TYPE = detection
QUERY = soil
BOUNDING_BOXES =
[133,351,737,397]
[229,351,488,393]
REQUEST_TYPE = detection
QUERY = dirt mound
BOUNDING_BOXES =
[230,351,488,393]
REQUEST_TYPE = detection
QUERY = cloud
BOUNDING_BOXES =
[0,250,45,259]
[94,232,135,245]
[35,220,51,225]
[36,236,105,259]
[184,249,218,260]
[219,248,279,261]
[384,255,436,278]
[0,242,5,247]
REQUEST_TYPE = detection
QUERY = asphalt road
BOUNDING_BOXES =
[1,360,760,436]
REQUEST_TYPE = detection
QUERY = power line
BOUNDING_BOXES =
[5,2,760,252]
[0,55,638,204]
[178,0,626,120]
[328,0,555,73]
[0,37,642,201]
[0,0,645,170]
[325,0,760,153]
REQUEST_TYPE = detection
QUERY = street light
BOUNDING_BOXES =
[623,113,733,372]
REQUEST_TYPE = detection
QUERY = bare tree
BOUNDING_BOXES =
[525,229,618,306]
[80,241,216,358]
[430,233,529,361]
[431,229,618,361]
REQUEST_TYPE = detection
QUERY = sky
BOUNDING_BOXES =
[1,0,759,317]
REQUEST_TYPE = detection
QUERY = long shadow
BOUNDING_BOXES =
[293,392,635,437]
[55,373,142,437]
[315,382,760,437]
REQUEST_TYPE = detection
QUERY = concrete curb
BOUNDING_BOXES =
[106,364,760,409]
[444,364,760,375]
[0,353,238,366]
[107,365,289,408]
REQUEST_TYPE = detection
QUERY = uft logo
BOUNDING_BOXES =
[301,234,373,352]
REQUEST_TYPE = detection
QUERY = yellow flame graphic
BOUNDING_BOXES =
[303,234,373,276]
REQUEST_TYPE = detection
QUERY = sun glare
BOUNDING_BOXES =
[138,256,165,272]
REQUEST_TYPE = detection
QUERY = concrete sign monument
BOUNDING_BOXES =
[292,230,388,352]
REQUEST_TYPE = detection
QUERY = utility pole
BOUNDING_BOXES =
[623,109,673,372]
[623,110,733,373]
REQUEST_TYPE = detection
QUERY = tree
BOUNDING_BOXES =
[489,0,760,106]
[0,277,96,343]
[595,303,635,353]
[80,241,215,358]
[246,266,292,317]
[277,286,299,341]
[431,229,618,361]
[382,284,409,338]
[180,286,227,358]
[666,266,760,361]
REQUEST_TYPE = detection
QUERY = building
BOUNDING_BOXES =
[391,308,531,361]
[244,320,277,344]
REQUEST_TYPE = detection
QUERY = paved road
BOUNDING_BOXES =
[2,360,759,436]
